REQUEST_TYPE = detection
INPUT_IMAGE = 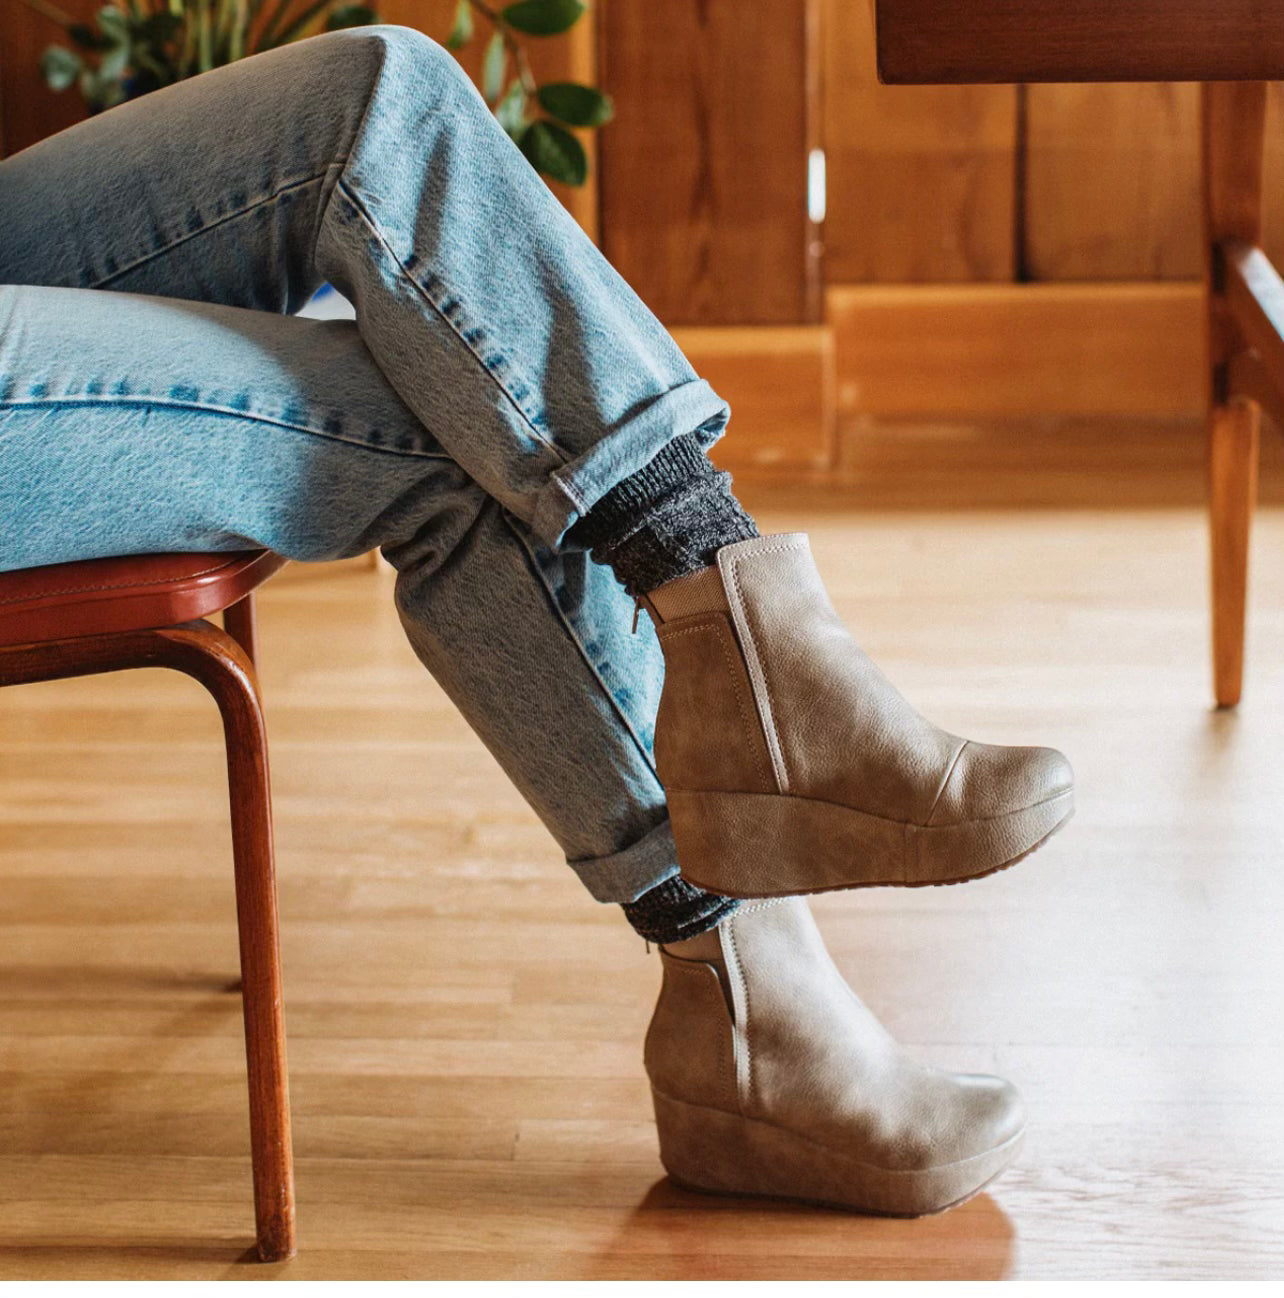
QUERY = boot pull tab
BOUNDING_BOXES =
[632,593,659,635]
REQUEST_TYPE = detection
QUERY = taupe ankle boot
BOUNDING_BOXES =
[645,897,1024,1216]
[641,532,1073,897]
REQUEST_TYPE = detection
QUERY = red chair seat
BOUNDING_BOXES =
[0,550,287,648]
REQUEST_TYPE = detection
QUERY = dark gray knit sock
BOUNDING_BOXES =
[565,434,759,597]
[621,874,740,945]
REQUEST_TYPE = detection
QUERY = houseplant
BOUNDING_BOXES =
[16,0,611,185]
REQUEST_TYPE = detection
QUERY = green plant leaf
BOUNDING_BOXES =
[97,28,131,83]
[99,48,129,82]
[325,4,377,29]
[481,30,506,104]
[137,12,182,45]
[501,0,585,37]
[68,23,108,51]
[40,44,83,92]
[519,118,587,185]
[95,4,129,44]
[536,81,612,127]
[79,63,125,111]
[131,45,173,84]
[445,0,474,49]
[495,79,528,136]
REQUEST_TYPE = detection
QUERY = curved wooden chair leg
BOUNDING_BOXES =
[1209,398,1260,709]
[223,594,259,669]
[0,620,297,1261]
[161,622,295,1261]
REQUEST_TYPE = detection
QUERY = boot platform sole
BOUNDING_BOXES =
[667,786,1074,898]
[652,1087,1025,1218]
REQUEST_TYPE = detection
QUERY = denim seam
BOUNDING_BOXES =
[550,467,589,512]
[87,168,343,291]
[500,509,662,784]
[332,177,573,470]
[0,395,453,461]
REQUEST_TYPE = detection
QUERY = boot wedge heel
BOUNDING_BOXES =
[666,785,1075,898]
[651,1087,1025,1218]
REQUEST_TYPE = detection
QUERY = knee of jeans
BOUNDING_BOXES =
[339,23,481,110]
[380,468,493,589]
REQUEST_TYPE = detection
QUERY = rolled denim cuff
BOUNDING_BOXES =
[529,376,731,551]
[565,814,682,904]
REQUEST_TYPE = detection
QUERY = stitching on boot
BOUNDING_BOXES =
[735,897,790,917]
[720,541,806,796]
[659,618,773,792]
[723,920,752,1113]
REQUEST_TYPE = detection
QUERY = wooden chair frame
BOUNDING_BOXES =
[0,594,296,1262]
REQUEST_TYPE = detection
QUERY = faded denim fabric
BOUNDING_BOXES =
[0,25,731,903]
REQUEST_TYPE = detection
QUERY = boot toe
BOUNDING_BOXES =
[935,741,1074,824]
[904,1070,1024,1169]
[882,1072,1025,1215]
[909,743,1073,885]
[947,1073,1026,1160]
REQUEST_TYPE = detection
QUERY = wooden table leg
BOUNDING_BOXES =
[1203,81,1267,708]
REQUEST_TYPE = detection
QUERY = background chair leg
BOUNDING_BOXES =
[223,594,259,669]
[1203,81,1266,709]
[1209,398,1260,709]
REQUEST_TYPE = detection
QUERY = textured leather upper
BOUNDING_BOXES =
[720,534,966,815]
[646,898,1023,1172]
[654,612,775,796]
[651,533,1072,828]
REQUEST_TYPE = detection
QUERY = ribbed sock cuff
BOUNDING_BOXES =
[566,434,759,596]
[567,434,714,549]
[620,874,741,944]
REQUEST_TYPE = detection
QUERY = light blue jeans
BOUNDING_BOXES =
[0,25,733,905]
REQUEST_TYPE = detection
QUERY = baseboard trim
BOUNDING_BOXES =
[671,283,1208,474]
[827,280,1207,419]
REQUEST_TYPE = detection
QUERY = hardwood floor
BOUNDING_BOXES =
[2,416,1283,1279]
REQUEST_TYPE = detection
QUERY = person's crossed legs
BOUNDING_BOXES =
[0,25,1070,1213]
